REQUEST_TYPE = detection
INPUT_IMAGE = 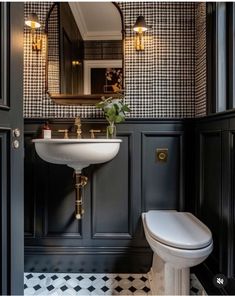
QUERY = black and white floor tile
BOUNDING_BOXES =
[24,273,206,295]
[190,274,207,295]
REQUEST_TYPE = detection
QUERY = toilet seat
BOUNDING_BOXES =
[145,210,212,250]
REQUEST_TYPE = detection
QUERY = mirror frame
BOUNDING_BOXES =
[45,2,125,105]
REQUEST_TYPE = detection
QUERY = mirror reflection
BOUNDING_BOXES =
[46,2,123,104]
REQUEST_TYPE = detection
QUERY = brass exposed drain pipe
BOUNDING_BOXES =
[74,173,88,219]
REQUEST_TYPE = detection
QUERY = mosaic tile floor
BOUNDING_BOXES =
[24,273,206,295]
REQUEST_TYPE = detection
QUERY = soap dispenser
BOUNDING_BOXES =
[42,122,51,139]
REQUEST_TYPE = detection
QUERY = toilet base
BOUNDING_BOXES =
[149,254,190,295]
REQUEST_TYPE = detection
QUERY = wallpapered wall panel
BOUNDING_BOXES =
[24,2,207,119]
[24,2,99,119]
[24,2,52,118]
[195,3,207,117]
[119,2,196,118]
[47,4,60,95]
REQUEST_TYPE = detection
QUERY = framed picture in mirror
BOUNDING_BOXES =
[84,60,123,95]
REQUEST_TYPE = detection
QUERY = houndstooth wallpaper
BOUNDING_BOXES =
[195,3,207,117]
[47,4,60,95]
[24,2,207,119]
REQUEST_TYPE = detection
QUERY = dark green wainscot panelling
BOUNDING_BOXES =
[24,118,189,273]
[193,111,235,295]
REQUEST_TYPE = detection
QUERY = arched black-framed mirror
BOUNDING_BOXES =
[45,2,124,105]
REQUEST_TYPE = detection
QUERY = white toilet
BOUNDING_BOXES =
[142,210,213,295]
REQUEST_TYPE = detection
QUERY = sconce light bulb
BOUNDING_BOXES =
[25,13,41,29]
[133,27,148,33]
[133,16,149,33]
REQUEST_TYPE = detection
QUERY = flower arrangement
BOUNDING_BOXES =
[96,95,131,138]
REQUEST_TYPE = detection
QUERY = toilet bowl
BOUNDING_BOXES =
[142,210,213,295]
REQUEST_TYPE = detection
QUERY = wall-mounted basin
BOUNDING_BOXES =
[32,138,122,173]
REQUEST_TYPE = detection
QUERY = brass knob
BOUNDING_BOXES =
[12,140,20,149]
[58,129,69,139]
[13,128,21,138]
[156,148,168,163]
[159,152,166,160]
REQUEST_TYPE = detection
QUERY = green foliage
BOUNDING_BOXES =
[96,96,131,125]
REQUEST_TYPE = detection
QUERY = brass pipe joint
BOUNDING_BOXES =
[74,173,88,219]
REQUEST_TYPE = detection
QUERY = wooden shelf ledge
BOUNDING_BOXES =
[49,93,122,106]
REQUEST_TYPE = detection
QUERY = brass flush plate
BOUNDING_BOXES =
[156,148,168,163]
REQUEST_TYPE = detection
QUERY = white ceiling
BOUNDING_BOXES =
[69,2,122,41]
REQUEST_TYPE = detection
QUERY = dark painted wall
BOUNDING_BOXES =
[0,3,24,295]
[192,4,235,294]
[24,115,235,294]
[24,119,188,273]
[193,112,235,295]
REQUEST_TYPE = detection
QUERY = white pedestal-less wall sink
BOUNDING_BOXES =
[32,138,122,173]
[32,138,122,219]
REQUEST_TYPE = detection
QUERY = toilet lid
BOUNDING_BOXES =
[145,211,212,249]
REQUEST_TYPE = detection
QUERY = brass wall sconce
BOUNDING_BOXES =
[25,13,42,51]
[133,15,150,51]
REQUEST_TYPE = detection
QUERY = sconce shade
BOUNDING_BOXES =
[133,16,149,33]
[25,13,41,29]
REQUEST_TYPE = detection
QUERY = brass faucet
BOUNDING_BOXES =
[58,129,69,139]
[75,117,82,139]
[89,129,101,139]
